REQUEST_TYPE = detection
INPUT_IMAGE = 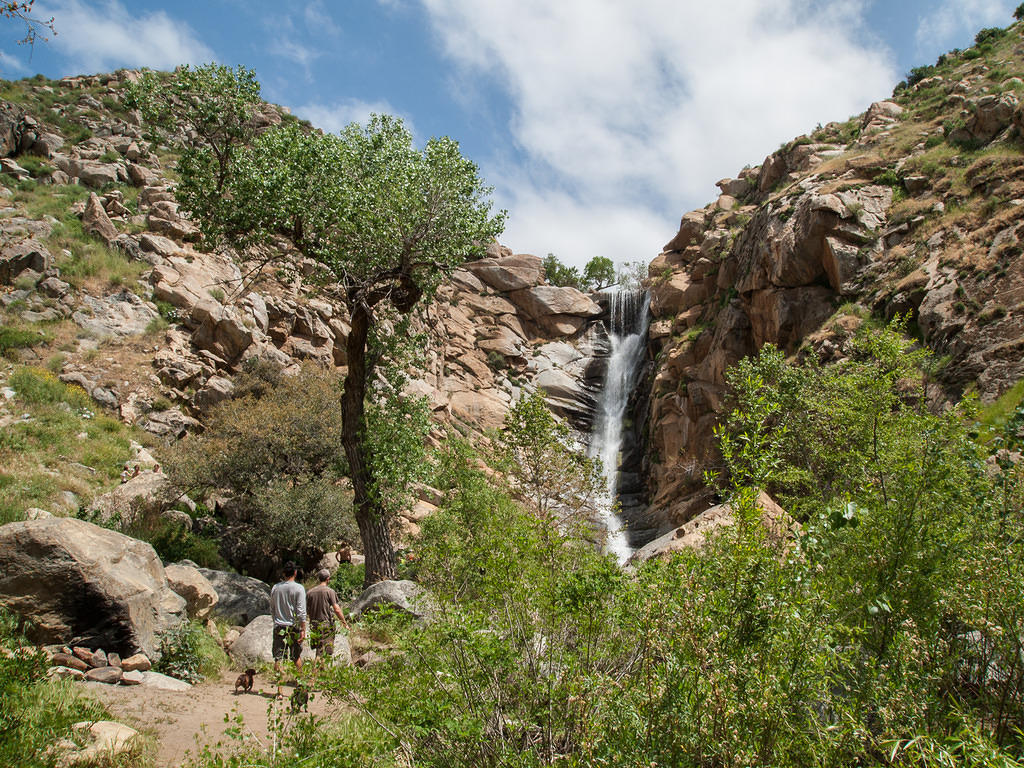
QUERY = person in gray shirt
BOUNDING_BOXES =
[270,561,307,674]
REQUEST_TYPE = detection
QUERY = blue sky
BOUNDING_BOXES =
[1,0,1019,267]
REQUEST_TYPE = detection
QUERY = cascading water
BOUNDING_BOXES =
[588,289,650,564]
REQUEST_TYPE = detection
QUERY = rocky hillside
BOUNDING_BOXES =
[644,21,1024,529]
[0,70,614,526]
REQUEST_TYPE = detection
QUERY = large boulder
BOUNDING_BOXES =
[0,518,186,657]
[510,286,602,319]
[83,192,118,245]
[630,493,794,564]
[164,564,218,621]
[0,238,51,285]
[349,579,435,621]
[466,253,544,291]
[86,471,171,526]
[229,614,274,666]
[195,567,271,625]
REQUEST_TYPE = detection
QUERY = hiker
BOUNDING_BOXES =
[270,561,307,676]
[306,568,349,666]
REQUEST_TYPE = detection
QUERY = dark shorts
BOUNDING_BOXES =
[309,621,335,656]
[272,624,302,663]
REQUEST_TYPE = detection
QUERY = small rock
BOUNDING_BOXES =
[139,670,191,691]
[85,665,123,684]
[47,665,86,681]
[51,652,89,672]
[355,650,384,668]
[82,192,118,245]
[107,652,121,668]
[120,669,144,685]
[119,653,151,672]
[64,721,139,766]
[90,648,107,668]
[72,647,93,664]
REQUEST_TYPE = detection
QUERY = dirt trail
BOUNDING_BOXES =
[84,674,336,767]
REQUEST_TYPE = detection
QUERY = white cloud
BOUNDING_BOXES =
[416,0,899,267]
[37,0,213,73]
[0,51,31,75]
[290,99,414,135]
[267,38,321,78]
[916,0,1016,53]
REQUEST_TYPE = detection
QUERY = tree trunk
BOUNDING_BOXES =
[341,302,398,586]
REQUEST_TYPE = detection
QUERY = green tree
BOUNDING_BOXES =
[542,252,582,289]
[164,364,357,578]
[496,390,604,539]
[125,64,261,198]
[582,255,615,291]
[139,65,504,584]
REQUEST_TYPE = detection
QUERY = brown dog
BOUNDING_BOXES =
[234,668,255,694]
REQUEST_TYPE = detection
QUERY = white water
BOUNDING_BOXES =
[588,290,649,564]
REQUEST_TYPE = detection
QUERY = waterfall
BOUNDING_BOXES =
[588,289,649,564]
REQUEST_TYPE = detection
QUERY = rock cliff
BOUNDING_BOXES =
[644,26,1024,530]
[0,70,614,525]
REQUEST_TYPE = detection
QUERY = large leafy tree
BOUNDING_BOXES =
[135,65,504,584]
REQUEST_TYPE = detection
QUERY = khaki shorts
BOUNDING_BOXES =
[309,622,335,657]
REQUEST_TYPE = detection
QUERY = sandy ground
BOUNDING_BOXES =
[84,673,337,767]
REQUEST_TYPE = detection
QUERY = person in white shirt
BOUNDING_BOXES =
[270,561,307,674]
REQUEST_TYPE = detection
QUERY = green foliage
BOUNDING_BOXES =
[975,27,1007,47]
[328,562,367,601]
[144,64,505,583]
[496,390,604,528]
[9,366,89,409]
[0,323,47,357]
[348,439,628,766]
[124,510,225,569]
[542,252,581,288]
[543,253,620,291]
[907,64,937,87]
[615,259,647,289]
[363,354,433,521]
[153,620,228,684]
[582,255,615,290]
[163,364,356,577]
[0,608,124,768]
[267,324,1024,768]
[125,63,261,196]
[1016,3,1024,21]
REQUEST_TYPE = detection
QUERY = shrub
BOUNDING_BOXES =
[164,364,357,578]
[0,326,47,357]
[975,27,1006,47]
[0,608,124,768]
[154,620,228,683]
[906,64,936,87]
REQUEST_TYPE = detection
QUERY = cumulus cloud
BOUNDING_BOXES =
[916,0,1016,53]
[416,0,899,266]
[37,0,213,72]
[291,99,414,135]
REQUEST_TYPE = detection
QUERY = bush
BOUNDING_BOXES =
[153,620,227,684]
[0,609,124,768]
[329,562,366,601]
[0,325,47,357]
[975,27,1006,47]
[9,367,90,410]
[164,364,357,579]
